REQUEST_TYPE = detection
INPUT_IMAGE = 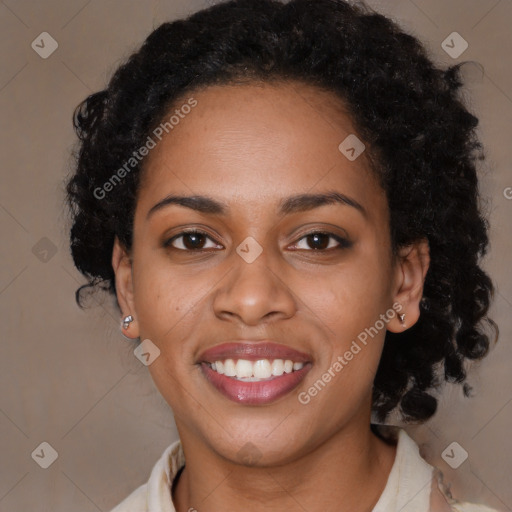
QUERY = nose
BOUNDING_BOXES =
[212,248,297,326]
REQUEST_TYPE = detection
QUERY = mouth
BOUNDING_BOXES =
[197,342,313,405]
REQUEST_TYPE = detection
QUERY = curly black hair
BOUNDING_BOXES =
[64,0,498,424]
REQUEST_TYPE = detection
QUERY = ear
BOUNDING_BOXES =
[112,236,140,339]
[387,239,430,333]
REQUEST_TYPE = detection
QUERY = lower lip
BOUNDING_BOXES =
[200,362,312,405]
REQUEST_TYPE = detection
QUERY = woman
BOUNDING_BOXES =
[65,0,500,510]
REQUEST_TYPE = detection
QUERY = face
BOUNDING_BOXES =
[112,81,427,466]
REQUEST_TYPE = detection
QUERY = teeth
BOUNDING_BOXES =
[235,359,253,378]
[209,358,305,379]
[224,359,236,377]
[254,359,271,379]
[271,359,284,376]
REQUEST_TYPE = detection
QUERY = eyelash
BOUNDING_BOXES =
[164,229,352,252]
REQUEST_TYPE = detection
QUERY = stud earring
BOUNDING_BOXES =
[122,315,134,330]
[398,313,406,324]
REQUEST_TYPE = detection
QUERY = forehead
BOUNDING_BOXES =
[137,81,383,217]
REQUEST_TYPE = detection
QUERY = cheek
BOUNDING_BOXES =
[133,257,210,413]
[301,249,392,387]
[305,252,392,334]
[131,252,209,350]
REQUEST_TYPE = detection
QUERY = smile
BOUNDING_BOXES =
[198,342,313,405]
[208,358,305,380]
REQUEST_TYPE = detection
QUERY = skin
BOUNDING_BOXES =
[112,81,430,512]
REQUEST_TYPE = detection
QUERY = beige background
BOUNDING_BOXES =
[0,0,510,510]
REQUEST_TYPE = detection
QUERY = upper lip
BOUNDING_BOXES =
[198,341,312,364]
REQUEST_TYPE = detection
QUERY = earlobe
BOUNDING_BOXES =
[388,239,430,333]
[112,236,139,339]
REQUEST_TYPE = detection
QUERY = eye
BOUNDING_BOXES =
[164,229,351,253]
[291,231,352,251]
[164,230,223,251]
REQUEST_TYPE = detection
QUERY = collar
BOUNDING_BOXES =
[144,427,434,512]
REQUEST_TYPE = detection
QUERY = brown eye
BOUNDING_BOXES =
[165,230,222,251]
[292,231,352,251]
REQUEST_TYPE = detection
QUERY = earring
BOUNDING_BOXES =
[398,313,406,324]
[122,315,134,330]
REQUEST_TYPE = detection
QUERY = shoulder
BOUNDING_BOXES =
[451,504,503,512]
[108,483,147,512]
[107,438,184,512]
[376,426,500,512]
[430,467,501,512]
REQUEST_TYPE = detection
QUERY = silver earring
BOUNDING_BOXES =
[398,313,405,324]
[122,315,134,330]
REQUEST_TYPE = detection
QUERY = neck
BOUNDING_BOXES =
[172,421,397,512]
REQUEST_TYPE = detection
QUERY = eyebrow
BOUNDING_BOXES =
[146,191,367,220]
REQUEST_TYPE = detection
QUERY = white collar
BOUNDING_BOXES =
[141,427,434,512]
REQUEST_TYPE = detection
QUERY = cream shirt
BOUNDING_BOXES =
[109,428,499,512]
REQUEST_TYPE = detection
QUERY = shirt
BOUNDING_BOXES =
[109,428,499,512]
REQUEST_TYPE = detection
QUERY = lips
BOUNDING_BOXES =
[198,342,312,363]
[197,342,313,405]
